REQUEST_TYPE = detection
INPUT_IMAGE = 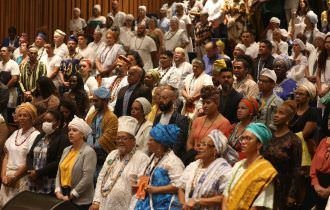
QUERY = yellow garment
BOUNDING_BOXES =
[59,149,79,187]
[296,132,311,166]
[321,11,328,26]
[226,157,277,210]
[147,105,159,123]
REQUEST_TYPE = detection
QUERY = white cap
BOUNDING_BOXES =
[306,10,318,25]
[139,5,147,12]
[260,68,277,83]
[235,43,246,52]
[270,17,280,24]
[118,116,138,136]
[94,4,101,12]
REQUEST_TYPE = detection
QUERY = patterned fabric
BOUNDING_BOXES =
[60,53,82,81]
[194,21,212,47]
[19,61,47,92]
[29,137,55,194]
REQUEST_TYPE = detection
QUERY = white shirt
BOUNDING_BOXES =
[54,43,69,59]
[245,42,259,59]
[88,40,106,58]
[129,35,157,71]
[119,27,135,48]
[93,149,149,210]
[41,54,62,88]
[0,59,20,108]
[204,0,224,21]
[158,66,181,89]
[98,44,126,74]
[108,11,126,27]
[76,46,96,63]
[88,16,106,25]
[175,61,193,86]
[164,29,189,52]
[101,75,128,109]
[84,76,98,96]
[69,17,87,34]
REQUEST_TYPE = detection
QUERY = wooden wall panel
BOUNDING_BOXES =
[0,0,166,44]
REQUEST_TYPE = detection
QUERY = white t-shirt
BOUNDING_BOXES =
[0,59,20,108]
[84,76,98,96]
[54,43,69,59]
[119,27,135,48]
[69,17,87,34]
[76,46,96,63]
[129,35,157,71]
[41,54,62,88]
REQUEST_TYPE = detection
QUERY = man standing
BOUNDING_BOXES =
[129,24,157,71]
[114,66,152,117]
[233,55,259,98]
[76,33,95,63]
[87,27,105,59]
[253,40,274,81]
[153,86,190,161]
[241,31,259,59]
[90,116,149,210]
[214,59,243,124]
[256,68,283,129]
[53,29,69,59]
[107,0,126,27]
[86,87,118,175]
[173,47,192,88]
[41,43,62,89]
[0,47,20,123]
[164,17,189,52]
[19,46,47,101]
[203,42,221,75]
[157,51,180,88]
[33,32,47,60]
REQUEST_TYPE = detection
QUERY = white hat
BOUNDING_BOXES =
[175,47,185,54]
[314,32,326,40]
[298,81,316,99]
[139,5,147,12]
[135,97,151,115]
[68,116,92,138]
[280,29,288,38]
[270,17,280,24]
[293,39,306,50]
[73,8,81,14]
[235,43,246,52]
[306,11,318,25]
[118,116,138,136]
[260,68,277,83]
[54,29,66,37]
[94,4,101,12]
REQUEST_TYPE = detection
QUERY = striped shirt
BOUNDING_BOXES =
[19,61,47,92]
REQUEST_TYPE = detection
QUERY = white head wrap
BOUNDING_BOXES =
[73,8,81,14]
[260,68,277,83]
[270,17,280,24]
[94,4,101,12]
[125,14,134,21]
[118,116,138,136]
[139,5,147,12]
[235,43,246,52]
[293,39,306,51]
[68,116,92,138]
[175,47,185,54]
[54,29,66,37]
[208,130,228,155]
[298,81,316,99]
[314,32,326,40]
[135,97,151,115]
[306,10,318,25]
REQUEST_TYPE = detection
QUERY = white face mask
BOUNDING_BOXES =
[42,122,55,135]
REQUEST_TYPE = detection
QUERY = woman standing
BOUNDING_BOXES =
[316,34,330,99]
[133,124,184,210]
[187,86,232,151]
[178,130,232,210]
[229,97,259,159]
[263,100,302,209]
[55,116,96,210]
[0,103,40,207]
[287,39,308,83]
[310,132,330,209]
[131,97,153,153]
[79,59,98,98]
[27,110,69,194]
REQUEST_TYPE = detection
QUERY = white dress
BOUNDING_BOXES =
[98,44,126,74]
[93,149,149,210]
[0,127,39,207]
[101,75,128,109]
[164,29,189,52]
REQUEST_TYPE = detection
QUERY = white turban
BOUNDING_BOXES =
[94,4,101,12]
[73,8,81,14]
[306,10,318,25]
[69,116,92,138]
[139,5,147,12]
[175,47,185,54]
[315,32,326,40]
[298,81,316,99]
[118,116,138,136]
[135,97,151,115]
[270,17,280,24]
[235,43,246,52]
[293,39,306,51]
[208,130,228,155]
[54,29,66,37]
[260,68,277,83]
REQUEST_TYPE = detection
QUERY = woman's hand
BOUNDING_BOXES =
[89,203,100,210]
[145,185,158,194]
[62,196,70,201]
[55,192,64,200]
[185,199,198,208]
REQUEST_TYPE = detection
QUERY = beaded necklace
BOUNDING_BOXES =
[15,128,36,146]
[100,147,136,197]
[134,36,146,50]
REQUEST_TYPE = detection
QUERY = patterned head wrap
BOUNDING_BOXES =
[208,129,228,155]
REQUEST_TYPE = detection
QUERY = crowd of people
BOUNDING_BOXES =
[0,0,330,209]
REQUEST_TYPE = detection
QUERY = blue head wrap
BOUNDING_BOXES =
[68,35,78,43]
[150,124,180,148]
[94,87,110,99]
[36,32,47,40]
[246,123,272,145]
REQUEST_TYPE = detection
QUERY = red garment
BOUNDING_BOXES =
[310,138,330,186]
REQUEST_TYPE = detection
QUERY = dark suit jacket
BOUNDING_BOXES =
[114,83,152,117]
[27,129,70,178]
[252,55,275,81]
[153,111,190,160]
[219,88,243,124]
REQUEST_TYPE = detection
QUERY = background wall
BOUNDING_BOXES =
[0,0,165,43]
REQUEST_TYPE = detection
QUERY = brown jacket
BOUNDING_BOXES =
[86,108,118,153]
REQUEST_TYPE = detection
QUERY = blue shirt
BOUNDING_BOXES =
[202,54,222,75]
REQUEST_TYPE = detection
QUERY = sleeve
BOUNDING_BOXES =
[87,77,99,94]
[148,38,157,53]
[252,181,275,208]
[82,19,87,28]
[54,56,62,67]
[99,113,118,153]
[10,61,20,75]
[177,162,196,189]
[218,162,232,193]
[71,148,97,198]
[55,147,69,193]
[203,75,213,86]
[310,139,325,186]
[167,156,185,187]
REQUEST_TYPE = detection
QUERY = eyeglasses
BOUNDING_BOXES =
[116,136,133,142]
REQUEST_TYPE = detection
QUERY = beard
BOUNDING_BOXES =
[221,82,231,92]
[159,101,173,112]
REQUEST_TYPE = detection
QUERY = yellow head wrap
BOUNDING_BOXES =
[213,59,227,73]
[16,102,37,121]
